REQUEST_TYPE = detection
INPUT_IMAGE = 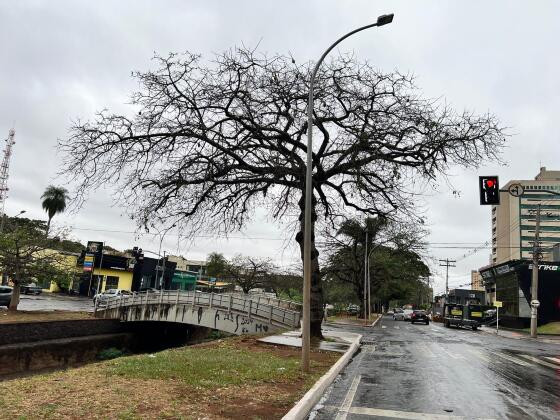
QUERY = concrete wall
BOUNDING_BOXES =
[0,333,134,377]
[0,319,124,346]
[103,303,283,335]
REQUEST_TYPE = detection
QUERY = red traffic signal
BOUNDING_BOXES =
[479,176,500,205]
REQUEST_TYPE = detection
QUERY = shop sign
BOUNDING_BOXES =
[495,265,513,275]
[527,264,560,271]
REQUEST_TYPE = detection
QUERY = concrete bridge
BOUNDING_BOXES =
[94,290,302,335]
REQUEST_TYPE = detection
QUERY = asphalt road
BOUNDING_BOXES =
[311,316,560,420]
[17,293,94,312]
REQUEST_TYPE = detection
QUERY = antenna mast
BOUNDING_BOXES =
[0,129,16,220]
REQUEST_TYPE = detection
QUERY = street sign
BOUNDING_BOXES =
[531,300,540,308]
[494,301,502,308]
[508,183,524,197]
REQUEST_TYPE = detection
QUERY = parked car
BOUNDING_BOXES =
[93,289,132,306]
[346,304,359,315]
[21,283,43,295]
[410,310,430,325]
[0,286,12,307]
[386,309,394,315]
[403,309,414,321]
[393,308,405,320]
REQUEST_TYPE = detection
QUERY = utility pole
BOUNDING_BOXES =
[364,230,368,325]
[530,204,541,338]
[439,259,456,304]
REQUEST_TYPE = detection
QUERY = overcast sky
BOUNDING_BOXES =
[1,1,558,295]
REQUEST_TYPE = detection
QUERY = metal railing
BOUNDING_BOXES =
[95,290,301,328]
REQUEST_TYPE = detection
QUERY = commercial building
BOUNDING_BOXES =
[492,167,560,265]
[75,251,135,295]
[480,260,560,328]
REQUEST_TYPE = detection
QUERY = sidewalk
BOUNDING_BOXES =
[479,325,560,344]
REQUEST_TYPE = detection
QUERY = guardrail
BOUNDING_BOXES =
[95,290,301,328]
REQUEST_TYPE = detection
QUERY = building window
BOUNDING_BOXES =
[105,276,119,290]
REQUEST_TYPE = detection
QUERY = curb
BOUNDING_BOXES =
[479,326,560,344]
[282,332,363,420]
[370,315,382,328]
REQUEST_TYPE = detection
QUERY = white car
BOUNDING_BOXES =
[393,309,405,320]
[403,309,414,321]
[93,289,132,306]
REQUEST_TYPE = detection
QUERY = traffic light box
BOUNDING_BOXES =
[479,176,500,205]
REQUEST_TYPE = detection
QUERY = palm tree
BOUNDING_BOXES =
[41,186,69,236]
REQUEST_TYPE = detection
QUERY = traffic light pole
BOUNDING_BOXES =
[530,204,541,338]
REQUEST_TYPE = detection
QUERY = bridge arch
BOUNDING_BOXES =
[95,290,301,335]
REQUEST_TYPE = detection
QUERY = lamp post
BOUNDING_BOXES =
[154,224,177,289]
[0,209,25,234]
[302,13,394,372]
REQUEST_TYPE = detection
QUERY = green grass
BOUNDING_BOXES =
[522,321,560,335]
[105,340,301,388]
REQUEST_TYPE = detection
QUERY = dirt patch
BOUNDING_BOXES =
[0,335,340,419]
[0,309,92,323]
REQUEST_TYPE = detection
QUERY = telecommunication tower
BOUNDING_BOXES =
[0,129,16,220]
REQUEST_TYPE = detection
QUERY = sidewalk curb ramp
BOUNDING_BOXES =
[282,316,381,420]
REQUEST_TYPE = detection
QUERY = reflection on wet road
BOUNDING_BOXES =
[312,316,560,420]
[17,293,94,312]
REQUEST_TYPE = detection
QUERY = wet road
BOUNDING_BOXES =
[312,316,560,420]
[17,293,94,312]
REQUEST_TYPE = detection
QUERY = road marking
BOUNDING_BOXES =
[347,406,495,419]
[494,352,531,366]
[518,354,560,370]
[335,374,361,420]
[544,356,560,365]
[381,325,387,329]
[394,326,400,329]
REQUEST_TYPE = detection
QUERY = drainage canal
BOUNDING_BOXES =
[0,319,223,379]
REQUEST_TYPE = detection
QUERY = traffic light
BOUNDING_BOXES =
[479,176,500,205]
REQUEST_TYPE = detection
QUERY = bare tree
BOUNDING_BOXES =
[223,255,276,294]
[60,47,506,337]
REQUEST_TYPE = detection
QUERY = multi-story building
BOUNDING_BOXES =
[470,270,484,291]
[492,167,560,265]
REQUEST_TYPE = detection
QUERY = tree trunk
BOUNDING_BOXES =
[296,194,323,339]
[8,284,20,311]
[46,217,52,237]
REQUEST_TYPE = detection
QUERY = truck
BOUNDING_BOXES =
[443,303,490,331]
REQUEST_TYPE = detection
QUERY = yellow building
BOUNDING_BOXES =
[89,267,133,293]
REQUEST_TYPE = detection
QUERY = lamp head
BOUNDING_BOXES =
[377,13,394,26]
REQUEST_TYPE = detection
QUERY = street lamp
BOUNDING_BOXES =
[0,209,26,234]
[154,224,177,289]
[302,13,394,372]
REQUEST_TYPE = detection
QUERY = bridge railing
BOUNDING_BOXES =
[96,290,301,328]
